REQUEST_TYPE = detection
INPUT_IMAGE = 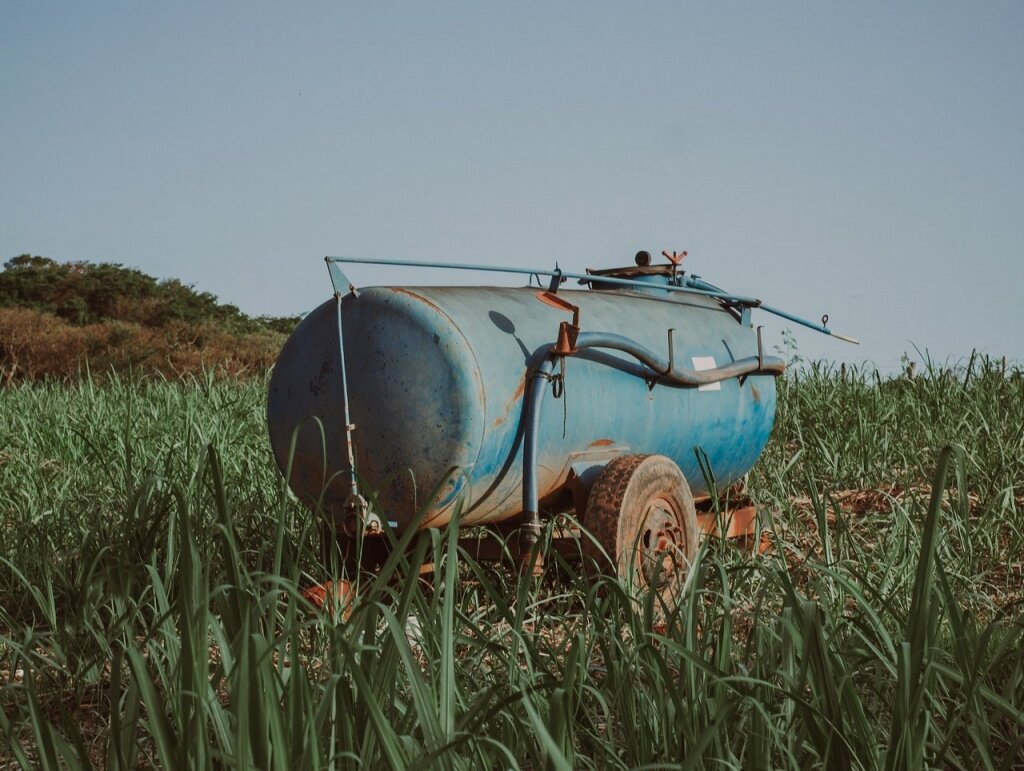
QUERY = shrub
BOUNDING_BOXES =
[0,307,282,383]
[0,255,293,382]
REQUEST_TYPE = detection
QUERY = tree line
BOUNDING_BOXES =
[0,255,298,382]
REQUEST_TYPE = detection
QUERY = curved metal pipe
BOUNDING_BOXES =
[574,331,786,384]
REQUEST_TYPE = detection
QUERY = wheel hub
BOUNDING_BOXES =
[637,497,687,588]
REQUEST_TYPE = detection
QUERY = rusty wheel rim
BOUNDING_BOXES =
[635,494,688,590]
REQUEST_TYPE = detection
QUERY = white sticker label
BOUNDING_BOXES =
[691,356,721,391]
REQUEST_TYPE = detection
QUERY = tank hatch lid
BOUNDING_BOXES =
[586,265,675,279]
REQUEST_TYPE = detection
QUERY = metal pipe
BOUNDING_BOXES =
[520,357,556,552]
[758,302,860,343]
[326,255,764,306]
[334,294,359,496]
[326,255,859,344]
[688,276,860,343]
[574,331,786,384]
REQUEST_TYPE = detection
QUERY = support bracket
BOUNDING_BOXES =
[326,258,359,298]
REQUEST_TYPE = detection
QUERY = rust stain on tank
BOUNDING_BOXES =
[495,378,527,427]
[508,378,526,406]
[589,438,615,447]
[751,384,761,403]
[391,286,446,316]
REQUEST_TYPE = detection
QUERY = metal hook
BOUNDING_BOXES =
[661,328,676,375]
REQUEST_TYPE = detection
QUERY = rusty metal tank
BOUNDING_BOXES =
[267,255,792,535]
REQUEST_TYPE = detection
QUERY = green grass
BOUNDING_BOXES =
[0,360,1022,769]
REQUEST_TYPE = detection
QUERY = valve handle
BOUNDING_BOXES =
[536,291,581,354]
[662,250,688,265]
[536,290,579,322]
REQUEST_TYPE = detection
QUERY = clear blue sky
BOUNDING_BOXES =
[3,2,1022,370]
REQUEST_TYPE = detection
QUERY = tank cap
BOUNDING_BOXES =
[635,250,652,267]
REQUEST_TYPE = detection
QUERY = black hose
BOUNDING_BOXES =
[574,331,786,385]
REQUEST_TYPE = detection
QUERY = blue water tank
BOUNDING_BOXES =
[267,268,778,532]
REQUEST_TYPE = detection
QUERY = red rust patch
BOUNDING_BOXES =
[589,438,615,447]
[493,379,527,427]
[502,379,527,413]
[751,384,761,403]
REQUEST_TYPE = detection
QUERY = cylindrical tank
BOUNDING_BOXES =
[267,279,777,531]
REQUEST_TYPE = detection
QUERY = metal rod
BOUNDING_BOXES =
[687,276,860,341]
[326,255,763,305]
[759,302,860,343]
[326,254,859,344]
[333,292,360,500]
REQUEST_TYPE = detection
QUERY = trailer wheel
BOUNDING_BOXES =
[584,454,698,608]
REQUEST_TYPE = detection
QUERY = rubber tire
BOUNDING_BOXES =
[584,454,698,609]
